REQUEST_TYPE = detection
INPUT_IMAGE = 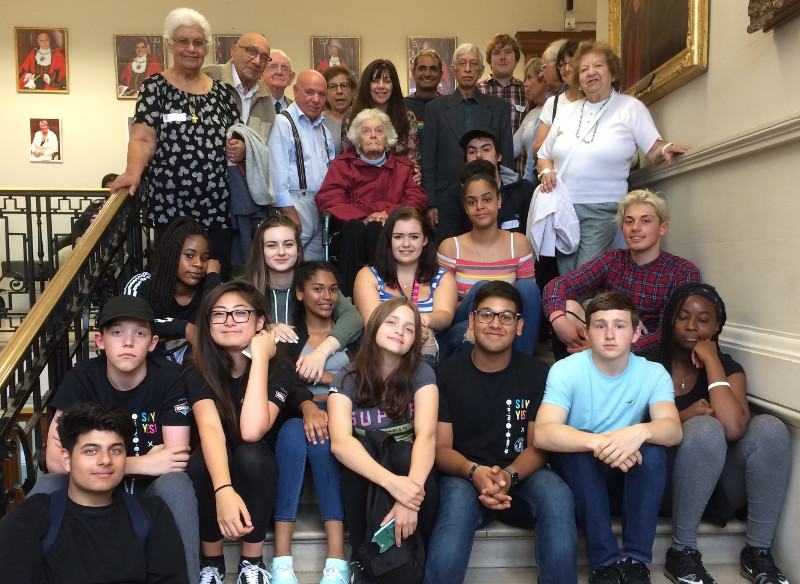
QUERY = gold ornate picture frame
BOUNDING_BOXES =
[311,36,361,83]
[15,27,69,93]
[609,0,708,105]
[113,35,166,99]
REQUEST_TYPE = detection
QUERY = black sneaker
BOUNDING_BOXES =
[623,558,652,584]
[236,560,271,584]
[664,547,717,584]
[199,560,226,584]
[740,546,790,584]
[589,560,626,584]
[349,560,373,584]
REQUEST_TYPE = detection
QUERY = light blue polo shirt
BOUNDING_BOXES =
[543,350,674,433]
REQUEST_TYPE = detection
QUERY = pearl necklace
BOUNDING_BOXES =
[575,94,612,144]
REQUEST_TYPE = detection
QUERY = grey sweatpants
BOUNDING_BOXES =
[666,414,791,549]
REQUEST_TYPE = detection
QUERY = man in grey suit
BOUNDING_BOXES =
[422,42,514,233]
[203,32,275,160]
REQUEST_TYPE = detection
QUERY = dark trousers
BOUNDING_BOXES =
[188,440,278,544]
[332,219,384,297]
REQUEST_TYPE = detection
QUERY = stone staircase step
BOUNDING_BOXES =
[223,502,747,578]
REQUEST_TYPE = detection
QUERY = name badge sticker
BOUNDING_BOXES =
[514,104,526,113]
[163,112,188,123]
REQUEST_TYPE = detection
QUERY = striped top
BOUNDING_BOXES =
[367,266,448,313]
[437,234,535,299]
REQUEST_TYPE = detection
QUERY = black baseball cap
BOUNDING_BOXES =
[459,129,501,152]
[96,296,155,329]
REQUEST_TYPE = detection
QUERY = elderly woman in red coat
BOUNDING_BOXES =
[316,108,428,296]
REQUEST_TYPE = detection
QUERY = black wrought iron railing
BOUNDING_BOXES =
[0,188,148,516]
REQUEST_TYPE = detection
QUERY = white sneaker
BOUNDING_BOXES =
[199,563,225,584]
[320,559,350,584]
[237,560,271,584]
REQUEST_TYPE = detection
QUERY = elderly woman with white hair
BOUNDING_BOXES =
[316,108,428,296]
[110,8,240,276]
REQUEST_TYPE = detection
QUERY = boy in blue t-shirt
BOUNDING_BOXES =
[535,291,682,584]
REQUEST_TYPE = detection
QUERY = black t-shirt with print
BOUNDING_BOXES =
[436,350,549,467]
[52,355,191,458]
[185,353,294,448]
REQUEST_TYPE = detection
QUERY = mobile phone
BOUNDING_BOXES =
[371,518,396,553]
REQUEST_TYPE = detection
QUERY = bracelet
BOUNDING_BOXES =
[313,348,329,358]
[468,463,481,481]
[537,168,555,181]
[661,142,673,158]
[214,483,233,495]
[550,313,566,324]
[708,381,731,390]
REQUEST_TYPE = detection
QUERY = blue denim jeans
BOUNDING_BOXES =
[551,443,666,569]
[274,405,344,522]
[423,468,577,584]
[441,279,542,359]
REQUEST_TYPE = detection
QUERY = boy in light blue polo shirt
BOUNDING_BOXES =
[535,291,682,584]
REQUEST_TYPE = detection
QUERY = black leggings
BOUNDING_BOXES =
[332,219,384,297]
[341,436,438,553]
[187,440,278,544]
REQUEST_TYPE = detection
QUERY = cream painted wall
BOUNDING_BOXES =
[597,0,800,578]
[0,0,596,189]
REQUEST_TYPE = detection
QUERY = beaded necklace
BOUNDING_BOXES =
[397,279,420,304]
[575,93,612,143]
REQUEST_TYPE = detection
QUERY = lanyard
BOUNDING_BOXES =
[398,280,419,304]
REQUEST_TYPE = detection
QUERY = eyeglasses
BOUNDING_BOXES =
[473,309,521,325]
[327,82,351,91]
[172,38,208,50]
[455,59,480,70]
[209,309,255,324]
[237,44,271,63]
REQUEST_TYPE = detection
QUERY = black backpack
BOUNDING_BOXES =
[41,488,149,555]
[355,431,425,584]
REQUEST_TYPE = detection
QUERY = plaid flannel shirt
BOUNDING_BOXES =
[478,77,526,134]
[543,249,700,353]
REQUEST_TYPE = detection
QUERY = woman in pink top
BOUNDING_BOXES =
[437,171,541,356]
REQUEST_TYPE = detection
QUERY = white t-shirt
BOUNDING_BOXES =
[538,92,661,205]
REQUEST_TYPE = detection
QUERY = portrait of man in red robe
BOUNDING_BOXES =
[17,28,68,92]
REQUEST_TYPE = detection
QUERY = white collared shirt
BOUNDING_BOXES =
[231,64,258,123]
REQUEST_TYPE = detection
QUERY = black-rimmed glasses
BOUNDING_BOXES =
[473,309,521,325]
[209,309,255,324]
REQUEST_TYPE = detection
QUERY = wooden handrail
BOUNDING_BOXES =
[0,188,130,395]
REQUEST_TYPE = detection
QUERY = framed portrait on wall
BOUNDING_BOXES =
[214,35,239,64]
[15,27,69,93]
[30,118,62,162]
[408,37,457,94]
[609,0,708,105]
[114,35,165,99]
[312,36,360,83]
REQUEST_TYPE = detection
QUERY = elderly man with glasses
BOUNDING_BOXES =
[421,43,514,229]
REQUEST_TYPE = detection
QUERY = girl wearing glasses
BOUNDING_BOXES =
[328,298,438,581]
[353,206,457,362]
[124,217,220,363]
[437,171,540,357]
[271,261,357,582]
[186,280,293,584]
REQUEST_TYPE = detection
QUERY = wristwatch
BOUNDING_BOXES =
[502,466,519,487]
[468,462,481,481]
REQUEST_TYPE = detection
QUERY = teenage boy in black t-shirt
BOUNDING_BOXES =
[423,281,578,584]
[0,402,187,583]
[30,296,199,582]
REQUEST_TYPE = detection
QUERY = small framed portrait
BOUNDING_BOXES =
[30,118,62,162]
[312,36,361,83]
[15,27,69,93]
[114,35,165,99]
[214,35,239,65]
[408,37,457,94]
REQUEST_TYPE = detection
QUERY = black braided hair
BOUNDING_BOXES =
[148,217,208,318]
[658,282,727,374]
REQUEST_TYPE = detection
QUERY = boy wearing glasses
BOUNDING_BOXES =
[535,291,682,584]
[424,281,577,584]
[32,296,199,582]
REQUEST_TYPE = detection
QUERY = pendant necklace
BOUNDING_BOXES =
[397,279,420,304]
[575,93,612,143]
[188,95,199,123]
